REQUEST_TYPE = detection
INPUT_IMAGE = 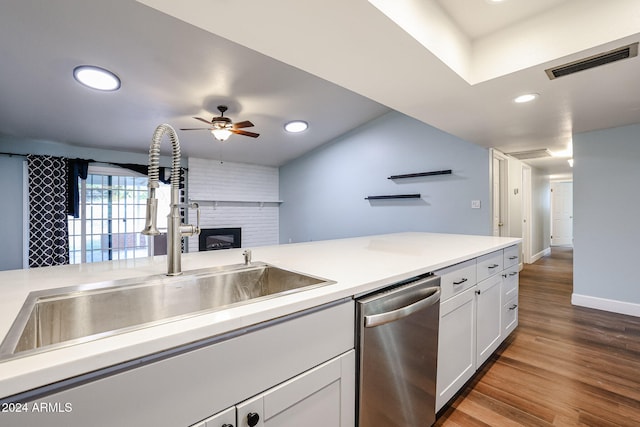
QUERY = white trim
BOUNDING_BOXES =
[572,294,640,318]
[522,165,532,263]
[530,247,551,263]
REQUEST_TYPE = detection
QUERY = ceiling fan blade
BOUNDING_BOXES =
[180,127,213,131]
[233,120,254,129]
[193,117,214,125]
[231,129,260,138]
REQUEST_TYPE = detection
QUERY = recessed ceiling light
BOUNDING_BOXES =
[513,93,538,104]
[73,65,121,91]
[284,120,308,133]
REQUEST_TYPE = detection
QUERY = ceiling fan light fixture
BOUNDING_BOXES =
[211,128,232,142]
[73,65,120,91]
[284,120,308,133]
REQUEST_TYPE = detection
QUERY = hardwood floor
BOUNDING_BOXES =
[434,247,640,426]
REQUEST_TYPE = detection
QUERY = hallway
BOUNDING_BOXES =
[435,247,640,426]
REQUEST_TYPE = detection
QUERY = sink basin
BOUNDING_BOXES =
[0,262,334,360]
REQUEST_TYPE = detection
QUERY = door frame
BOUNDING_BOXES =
[522,165,532,264]
[490,149,509,237]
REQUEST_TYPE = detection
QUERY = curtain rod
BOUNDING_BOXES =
[0,151,188,172]
[0,151,28,158]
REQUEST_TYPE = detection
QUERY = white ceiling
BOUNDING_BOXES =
[2,0,640,178]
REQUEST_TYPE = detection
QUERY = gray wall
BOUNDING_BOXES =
[279,111,491,243]
[0,155,25,270]
[573,123,640,304]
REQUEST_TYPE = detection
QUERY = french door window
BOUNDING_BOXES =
[68,166,169,264]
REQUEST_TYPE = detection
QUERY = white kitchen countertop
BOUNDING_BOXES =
[0,232,520,398]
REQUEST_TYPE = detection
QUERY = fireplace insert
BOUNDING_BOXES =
[199,228,241,251]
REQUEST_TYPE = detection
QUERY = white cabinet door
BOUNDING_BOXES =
[236,351,355,427]
[476,274,502,367]
[436,286,476,412]
[501,267,519,339]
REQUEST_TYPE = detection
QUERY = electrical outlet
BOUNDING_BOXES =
[471,200,481,209]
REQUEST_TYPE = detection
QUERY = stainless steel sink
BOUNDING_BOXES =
[0,263,334,360]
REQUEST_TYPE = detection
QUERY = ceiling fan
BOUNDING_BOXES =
[180,105,259,141]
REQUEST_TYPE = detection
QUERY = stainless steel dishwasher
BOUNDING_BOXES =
[356,273,441,427]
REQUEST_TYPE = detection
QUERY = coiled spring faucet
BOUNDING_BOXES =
[141,124,200,276]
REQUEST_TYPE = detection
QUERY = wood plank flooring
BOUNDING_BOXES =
[434,247,640,426]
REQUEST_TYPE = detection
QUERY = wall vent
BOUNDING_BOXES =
[545,43,638,80]
[506,149,552,160]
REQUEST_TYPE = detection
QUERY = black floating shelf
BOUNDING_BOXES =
[365,194,421,200]
[388,169,452,180]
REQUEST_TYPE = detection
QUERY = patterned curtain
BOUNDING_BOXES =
[27,155,70,267]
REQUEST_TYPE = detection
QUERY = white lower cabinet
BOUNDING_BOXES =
[196,351,355,427]
[436,286,476,411]
[475,273,503,367]
[236,351,355,427]
[436,245,519,412]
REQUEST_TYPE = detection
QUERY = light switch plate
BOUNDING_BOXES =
[471,200,481,209]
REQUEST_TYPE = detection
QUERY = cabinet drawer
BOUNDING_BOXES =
[436,259,477,302]
[477,250,503,282]
[503,245,520,268]
[503,296,518,337]
[502,267,519,300]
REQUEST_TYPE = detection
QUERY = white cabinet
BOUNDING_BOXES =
[191,351,354,427]
[475,273,502,367]
[436,245,519,412]
[436,285,476,411]
[236,351,355,427]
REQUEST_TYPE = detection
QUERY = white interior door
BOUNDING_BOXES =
[551,182,573,246]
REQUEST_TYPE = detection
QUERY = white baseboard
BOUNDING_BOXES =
[530,247,551,263]
[572,294,640,318]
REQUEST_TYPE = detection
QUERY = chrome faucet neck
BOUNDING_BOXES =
[142,124,200,276]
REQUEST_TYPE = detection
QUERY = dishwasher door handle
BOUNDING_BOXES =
[364,286,441,328]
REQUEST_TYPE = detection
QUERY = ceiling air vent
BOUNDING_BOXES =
[545,42,638,80]
[506,149,552,160]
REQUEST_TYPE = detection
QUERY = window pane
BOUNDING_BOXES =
[68,168,168,265]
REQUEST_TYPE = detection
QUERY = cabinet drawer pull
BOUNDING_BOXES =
[509,304,518,310]
[509,256,518,260]
[509,272,518,277]
[488,264,499,269]
[453,278,468,285]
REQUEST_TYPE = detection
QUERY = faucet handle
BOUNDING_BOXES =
[243,249,252,265]
[179,203,201,237]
